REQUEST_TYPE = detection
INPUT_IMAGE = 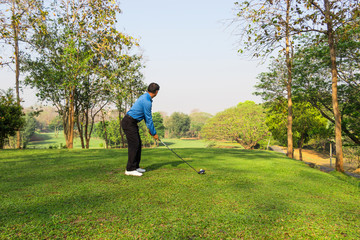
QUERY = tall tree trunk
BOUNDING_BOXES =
[101,110,109,149]
[12,4,21,149]
[324,0,344,172]
[62,111,68,147]
[285,0,293,159]
[76,113,85,149]
[65,88,75,149]
[85,108,90,149]
[87,113,97,149]
[85,138,90,149]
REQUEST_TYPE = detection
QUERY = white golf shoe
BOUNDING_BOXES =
[136,168,146,173]
[125,170,143,177]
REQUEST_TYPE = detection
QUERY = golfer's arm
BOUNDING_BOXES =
[143,103,156,136]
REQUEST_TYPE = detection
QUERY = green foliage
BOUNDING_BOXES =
[95,115,162,148]
[21,112,39,149]
[254,56,287,102]
[48,115,63,131]
[94,121,106,139]
[202,101,269,149]
[152,112,165,139]
[292,32,360,145]
[167,112,191,138]
[23,0,139,148]
[256,29,360,147]
[107,119,122,147]
[138,121,155,147]
[0,89,24,149]
[189,112,212,138]
[265,98,329,147]
[1,149,359,238]
[343,146,360,168]
[90,119,122,147]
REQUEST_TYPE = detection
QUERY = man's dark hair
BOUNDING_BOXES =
[148,83,160,93]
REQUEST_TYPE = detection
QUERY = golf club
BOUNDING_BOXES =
[159,139,205,174]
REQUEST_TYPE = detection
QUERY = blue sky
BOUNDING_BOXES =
[118,0,267,115]
[0,0,267,115]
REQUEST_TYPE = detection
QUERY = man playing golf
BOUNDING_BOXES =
[121,83,160,176]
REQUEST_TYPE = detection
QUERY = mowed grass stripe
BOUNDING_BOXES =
[0,149,359,239]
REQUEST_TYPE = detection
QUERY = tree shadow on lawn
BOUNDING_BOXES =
[28,140,63,146]
[1,149,323,235]
[30,133,53,141]
[187,148,291,163]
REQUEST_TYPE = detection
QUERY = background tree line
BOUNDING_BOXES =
[233,0,359,172]
[1,0,359,171]
[0,0,146,149]
[0,104,213,149]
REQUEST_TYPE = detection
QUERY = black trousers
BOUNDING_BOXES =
[121,115,142,171]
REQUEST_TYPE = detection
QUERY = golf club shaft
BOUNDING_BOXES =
[159,139,198,173]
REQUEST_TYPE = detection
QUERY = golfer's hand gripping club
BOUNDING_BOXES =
[149,129,159,140]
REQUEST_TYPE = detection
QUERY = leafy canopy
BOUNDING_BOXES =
[202,101,269,149]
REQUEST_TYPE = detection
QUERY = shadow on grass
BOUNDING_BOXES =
[160,141,175,146]
[3,147,360,240]
[28,140,63,146]
[30,133,53,141]
[145,160,193,171]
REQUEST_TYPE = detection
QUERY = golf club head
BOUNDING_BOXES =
[198,169,205,174]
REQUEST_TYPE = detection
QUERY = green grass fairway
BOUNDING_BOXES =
[28,132,107,149]
[27,132,238,149]
[1,149,359,239]
[159,138,208,148]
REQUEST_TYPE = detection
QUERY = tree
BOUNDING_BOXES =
[153,112,165,139]
[167,112,191,138]
[0,89,24,148]
[292,32,360,147]
[106,119,122,148]
[138,121,155,147]
[234,0,299,158]
[99,109,109,148]
[265,98,328,160]
[294,0,359,171]
[74,75,109,149]
[106,55,146,148]
[48,115,63,138]
[254,56,288,101]
[21,111,40,148]
[202,101,269,149]
[31,106,58,132]
[0,0,43,148]
[95,115,158,148]
[189,111,212,138]
[24,0,135,149]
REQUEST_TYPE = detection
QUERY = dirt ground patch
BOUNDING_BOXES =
[276,146,359,173]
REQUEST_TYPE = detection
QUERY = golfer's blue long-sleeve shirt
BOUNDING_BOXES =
[127,92,157,136]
